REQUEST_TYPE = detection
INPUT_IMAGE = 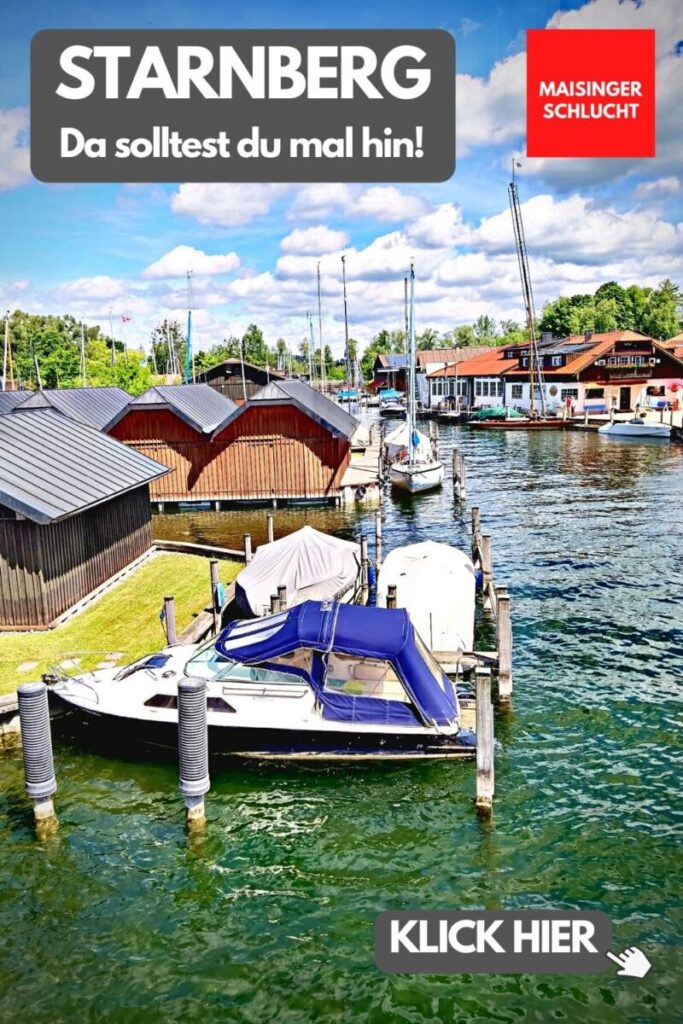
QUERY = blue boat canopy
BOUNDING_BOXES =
[215,601,458,727]
[379,388,403,401]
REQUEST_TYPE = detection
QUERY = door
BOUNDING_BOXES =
[619,386,631,411]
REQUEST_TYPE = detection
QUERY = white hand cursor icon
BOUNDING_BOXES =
[606,947,652,978]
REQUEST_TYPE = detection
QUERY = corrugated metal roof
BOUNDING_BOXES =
[191,358,286,381]
[0,391,29,415]
[235,379,358,440]
[121,384,238,434]
[18,386,132,429]
[0,409,169,524]
[377,353,409,369]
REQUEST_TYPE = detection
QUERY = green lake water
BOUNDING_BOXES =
[1,425,681,1023]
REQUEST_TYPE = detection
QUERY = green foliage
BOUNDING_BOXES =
[539,280,681,340]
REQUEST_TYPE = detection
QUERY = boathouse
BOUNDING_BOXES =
[0,390,28,415]
[0,409,168,629]
[370,353,409,393]
[15,386,132,429]
[191,359,286,403]
[418,347,494,409]
[108,380,357,505]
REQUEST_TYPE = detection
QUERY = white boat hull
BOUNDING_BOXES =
[389,460,444,493]
[598,421,671,438]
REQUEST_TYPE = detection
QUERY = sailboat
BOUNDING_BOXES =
[469,171,568,431]
[389,264,444,493]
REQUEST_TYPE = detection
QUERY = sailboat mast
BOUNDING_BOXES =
[2,311,8,391]
[109,307,116,366]
[508,174,544,416]
[403,276,409,356]
[408,262,416,464]
[341,255,351,396]
[80,321,87,386]
[184,270,193,384]
[317,262,325,389]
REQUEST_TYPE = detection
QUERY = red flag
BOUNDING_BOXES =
[121,315,131,323]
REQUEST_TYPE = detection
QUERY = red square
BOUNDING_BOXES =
[526,29,655,158]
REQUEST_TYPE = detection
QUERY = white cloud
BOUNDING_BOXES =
[170,183,291,226]
[280,226,349,255]
[288,184,426,222]
[475,193,683,262]
[634,176,681,199]
[407,204,472,248]
[59,276,127,302]
[142,245,240,279]
[0,108,31,190]
[456,52,526,156]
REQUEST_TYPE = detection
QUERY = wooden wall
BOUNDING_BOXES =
[0,485,153,628]
[109,405,350,501]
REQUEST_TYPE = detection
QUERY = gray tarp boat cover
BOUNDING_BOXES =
[235,525,361,616]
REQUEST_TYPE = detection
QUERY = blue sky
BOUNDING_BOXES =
[0,0,681,353]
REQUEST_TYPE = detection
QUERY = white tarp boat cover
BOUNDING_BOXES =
[383,422,432,461]
[236,525,361,616]
[376,541,475,652]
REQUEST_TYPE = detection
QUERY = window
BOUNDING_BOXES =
[323,653,409,702]
[561,388,579,400]
[184,639,311,686]
[143,694,235,713]
[511,384,523,399]
[551,356,563,367]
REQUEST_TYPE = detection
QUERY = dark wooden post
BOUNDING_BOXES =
[277,584,287,612]
[210,559,220,636]
[475,666,494,817]
[269,594,278,615]
[386,584,397,609]
[164,596,177,645]
[471,506,481,562]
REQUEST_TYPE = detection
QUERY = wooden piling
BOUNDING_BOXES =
[270,594,279,615]
[475,666,494,816]
[210,559,220,636]
[459,454,467,498]
[266,512,275,544]
[386,584,397,610]
[375,508,383,568]
[164,595,177,645]
[360,535,369,605]
[481,534,492,585]
[496,585,512,706]
[277,584,287,612]
[471,506,481,561]
[243,533,253,564]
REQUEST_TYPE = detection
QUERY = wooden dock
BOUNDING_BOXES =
[339,426,382,503]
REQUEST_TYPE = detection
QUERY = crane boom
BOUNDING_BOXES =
[508,178,545,416]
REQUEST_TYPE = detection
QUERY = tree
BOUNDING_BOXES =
[242,323,268,365]
[275,338,288,371]
[641,279,681,339]
[150,319,185,376]
[473,315,498,344]
[416,327,439,350]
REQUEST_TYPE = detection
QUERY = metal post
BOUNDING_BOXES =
[210,559,220,636]
[17,682,58,828]
[375,508,383,568]
[475,666,494,817]
[164,595,177,645]
[360,535,369,605]
[243,533,253,563]
[496,586,512,706]
[266,511,275,544]
[386,584,397,610]
[277,584,287,612]
[177,678,210,828]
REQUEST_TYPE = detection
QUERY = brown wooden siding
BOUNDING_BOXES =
[0,485,153,628]
[109,406,351,501]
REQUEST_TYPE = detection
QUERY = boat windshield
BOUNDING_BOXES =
[184,639,312,685]
[412,630,448,693]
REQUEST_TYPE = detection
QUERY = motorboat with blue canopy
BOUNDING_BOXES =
[49,601,476,760]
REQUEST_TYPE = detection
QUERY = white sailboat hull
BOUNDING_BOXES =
[389,460,444,493]
[598,421,671,438]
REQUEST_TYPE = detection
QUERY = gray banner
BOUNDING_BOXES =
[375,910,613,974]
[30,29,455,183]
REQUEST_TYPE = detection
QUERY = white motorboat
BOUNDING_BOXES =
[235,525,361,616]
[49,601,477,761]
[377,541,476,652]
[389,263,443,495]
[598,417,671,439]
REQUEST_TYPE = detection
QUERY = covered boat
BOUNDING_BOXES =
[235,525,361,616]
[49,601,476,760]
[598,417,671,439]
[383,422,432,461]
[376,541,475,652]
[379,389,406,417]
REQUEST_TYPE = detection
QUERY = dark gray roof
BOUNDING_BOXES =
[0,409,168,524]
[17,387,132,430]
[0,391,29,415]
[113,384,238,434]
[235,380,358,440]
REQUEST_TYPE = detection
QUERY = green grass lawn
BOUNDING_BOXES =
[0,552,242,696]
